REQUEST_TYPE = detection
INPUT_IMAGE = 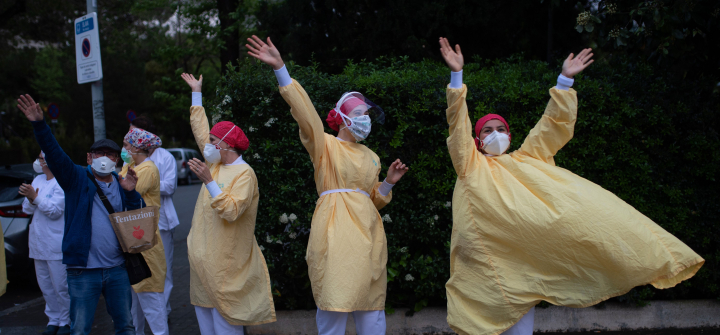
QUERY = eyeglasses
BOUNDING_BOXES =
[92,151,119,159]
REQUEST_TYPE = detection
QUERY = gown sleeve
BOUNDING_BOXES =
[446,84,482,177]
[278,79,326,167]
[516,87,578,165]
[22,197,36,215]
[369,181,392,211]
[189,106,212,156]
[210,171,257,222]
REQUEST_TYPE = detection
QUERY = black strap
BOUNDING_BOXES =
[86,171,115,214]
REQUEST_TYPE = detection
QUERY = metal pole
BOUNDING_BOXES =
[87,0,105,141]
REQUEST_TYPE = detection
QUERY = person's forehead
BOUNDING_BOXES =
[483,119,506,128]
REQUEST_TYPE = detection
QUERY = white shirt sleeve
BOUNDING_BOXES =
[22,197,36,215]
[192,92,202,107]
[449,70,463,89]
[274,65,292,88]
[206,180,223,198]
[157,149,177,196]
[378,179,395,197]
[556,74,574,91]
[36,184,65,220]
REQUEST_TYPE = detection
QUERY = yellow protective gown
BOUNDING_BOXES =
[444,84,705,335]
[1,219,7,296]
[120,160,166,293]
[279,79,393,312]
[187,106,275,325]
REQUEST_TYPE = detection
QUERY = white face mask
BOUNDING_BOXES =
[204,126,236,164]
[479,131,510,156]
[91,156,116,176]
[33,159,45,173]
[339,114,372,141]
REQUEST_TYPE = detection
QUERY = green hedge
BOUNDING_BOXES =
[208,56,719,311]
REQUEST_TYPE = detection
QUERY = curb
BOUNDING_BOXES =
[246,300,720,335]
[0,297,45,318]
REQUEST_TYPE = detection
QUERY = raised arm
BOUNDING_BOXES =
[246,35,326,165]
[439,38,481,177]
[181,73,211,153]
[17,95,79,190]
[517,49,593,165]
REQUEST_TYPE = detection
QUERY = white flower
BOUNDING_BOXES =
[279,213,289,223]
[289,232,297,239]
[289,213,297,221]
[382,214,392,223]
[259,245,265,251]
[445,201,452,208]
[264,117,277,127]
[253,153,261,159]
[434,215,439,221]
[276,240,283,244]
[221,95,232,106]
[405,274,414,281]
[248,126,256,132]
[399,247,408,253]
[266,235,272,243]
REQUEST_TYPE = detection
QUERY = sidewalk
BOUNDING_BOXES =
[0,239,200,335]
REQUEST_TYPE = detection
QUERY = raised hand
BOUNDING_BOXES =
[187,158,213,184]
[439,37,464,72]
[19,184,39,202]
[17,94,44,121]
[246,35,284,70]
[181,73,203,93]
[386,159,409,184]
[562,48,594,78]
[120,167,138,191]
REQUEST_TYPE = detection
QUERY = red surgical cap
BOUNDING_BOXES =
[210,121,249,151]
[474,114,511,150]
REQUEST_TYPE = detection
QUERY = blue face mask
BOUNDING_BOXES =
[121,147,134,164]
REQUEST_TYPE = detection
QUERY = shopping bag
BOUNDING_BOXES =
[108,206,159,254]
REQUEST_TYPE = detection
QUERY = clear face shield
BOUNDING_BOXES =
[335,92,385,125]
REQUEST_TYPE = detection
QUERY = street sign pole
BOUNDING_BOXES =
[87,0,105,141]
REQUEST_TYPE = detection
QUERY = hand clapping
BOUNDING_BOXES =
[19,183,39,202]
[386,159,409,185]
[187,158,213,185]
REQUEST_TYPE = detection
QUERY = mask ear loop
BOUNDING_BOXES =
[215,125,236,150]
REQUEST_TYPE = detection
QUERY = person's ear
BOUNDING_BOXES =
[87,153,92,165]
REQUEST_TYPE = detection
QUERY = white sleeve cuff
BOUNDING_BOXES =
[274,65,292,87]
[206,181,222,198]
[192,92,202,107]
[556,74,574,91]
[32,197,41,205]
[378,179,395,197]
[449,70,463,89]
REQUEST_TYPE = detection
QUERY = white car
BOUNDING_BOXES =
[167,148,203,185]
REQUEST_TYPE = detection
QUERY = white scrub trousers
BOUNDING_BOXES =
[131,290,168,335]
[35,259,70,327]
[502,307,535,335]
[195,306,245,335]
[316,308,386,335]
[159,228,174,315]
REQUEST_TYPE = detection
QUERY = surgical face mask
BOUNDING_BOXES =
[91,156,116,176]
[121,147,134,164]
[479,131,510,156]
[204,126,237,164]
[339,114,372,141]
[33,159,44,173]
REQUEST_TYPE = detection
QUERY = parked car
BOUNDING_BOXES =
[1,164,41,276]
[167,148,203,185]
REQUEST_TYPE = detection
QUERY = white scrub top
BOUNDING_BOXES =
[22,175,65,260]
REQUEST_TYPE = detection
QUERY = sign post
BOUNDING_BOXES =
[47,103,60,135]
[75,1,106,141]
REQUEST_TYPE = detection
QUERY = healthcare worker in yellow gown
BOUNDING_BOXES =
[438,37,705,335]
[120,128,168,335]
[180,72,276,335]
[246,35,409,335]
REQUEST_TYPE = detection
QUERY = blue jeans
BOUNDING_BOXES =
[66,264,134,335]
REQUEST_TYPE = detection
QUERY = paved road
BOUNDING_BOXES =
[0,182,202,334]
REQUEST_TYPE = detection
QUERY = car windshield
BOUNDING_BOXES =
[0,176,25,202]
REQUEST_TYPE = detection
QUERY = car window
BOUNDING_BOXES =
[0,176,25,202]
[168,150,182,160]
